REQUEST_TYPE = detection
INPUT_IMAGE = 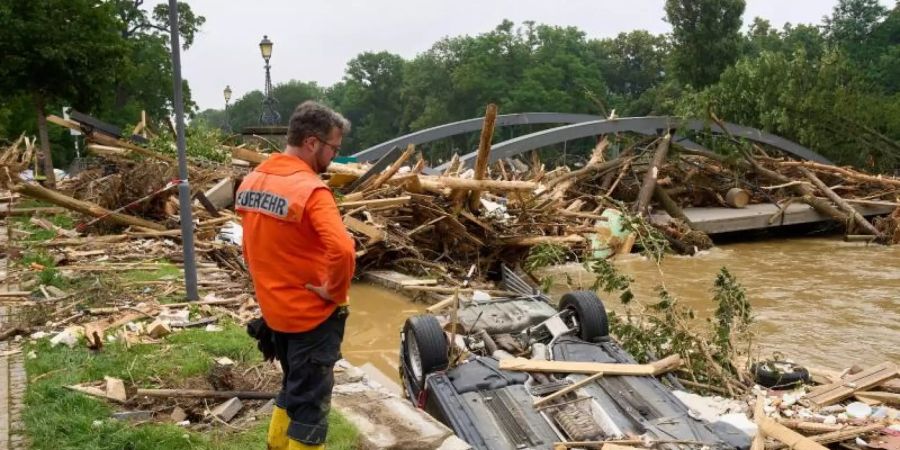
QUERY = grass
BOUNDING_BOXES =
[12,209,359,448]
[24,322,360,449]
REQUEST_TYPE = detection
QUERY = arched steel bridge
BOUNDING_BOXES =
[351,114,832,171]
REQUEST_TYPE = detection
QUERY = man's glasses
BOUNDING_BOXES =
[315,136,342,154]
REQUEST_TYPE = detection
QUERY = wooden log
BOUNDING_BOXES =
[800,168,883,238]
[653,185,695,227]
[420,177,537,193]
[725,188,750,208]
[844,234,878,243]
[135,388,276,400]
[776,420,847,433]
[11,182,166,231]
[467,104,499,211]
[758,417,829,450]
[338,196,411,209]
[499,356,681,376]
[777,161,900,188]
[533,371,604,407]
[501,235,585,246]
[633,133,672,216]
[231,147,269,165]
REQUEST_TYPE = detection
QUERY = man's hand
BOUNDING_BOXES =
[305,284,333,302]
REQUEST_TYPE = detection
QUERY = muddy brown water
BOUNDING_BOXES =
[343,237,899,382]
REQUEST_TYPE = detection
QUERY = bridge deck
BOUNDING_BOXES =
[651,203,895,235]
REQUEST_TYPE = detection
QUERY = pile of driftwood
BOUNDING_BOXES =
[2,105,900,285]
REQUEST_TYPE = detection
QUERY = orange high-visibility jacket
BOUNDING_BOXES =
[236,154,355,333]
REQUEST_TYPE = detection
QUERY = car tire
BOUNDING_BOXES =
[559,291,609,342]
[402,315,449,389]
[751,361,810,389]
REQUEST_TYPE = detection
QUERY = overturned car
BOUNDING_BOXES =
[399,267,750,450]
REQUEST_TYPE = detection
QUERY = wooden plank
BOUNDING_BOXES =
[805,362,898,407]
[533,371,604,407]
[766,423,885,450]
[854,390,900,405]
[758,417,829,450]
[499,357,680,376]
[343,216,384,244]
[751,394,766,450]
[338,196,411,209]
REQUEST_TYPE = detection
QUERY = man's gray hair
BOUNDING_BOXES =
[286,101,351,147]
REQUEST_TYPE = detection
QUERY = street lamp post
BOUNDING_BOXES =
[223,85,232,132]
[258,35,280,126]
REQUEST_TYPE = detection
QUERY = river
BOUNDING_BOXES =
[343,236,900,382]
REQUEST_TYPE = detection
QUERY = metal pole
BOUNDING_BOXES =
[168,0,199,300]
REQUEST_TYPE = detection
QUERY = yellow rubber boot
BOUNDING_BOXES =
[266,406,291,450]
[288,439,325,450]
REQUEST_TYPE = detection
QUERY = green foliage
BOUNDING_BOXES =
[711,267,752,361]
[524,243,570,272]
[583,258,635,305]
[147,120,229,163]
[665,0,747,88]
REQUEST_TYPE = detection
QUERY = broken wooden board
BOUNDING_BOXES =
[759,417,829,450]
[343,216,385,244]
[364,270,436,292]
[203,178,235,209]
[499,355,681,376]
[805,362,898,407]
[338,196,411,209]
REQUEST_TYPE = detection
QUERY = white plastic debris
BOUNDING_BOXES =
[215,357,235,366]
[158,309,190,324]
[30,331,48,340]
[846,402,873,419]
[472,290,491,301]
[205,324,223,332]
[50,327,83,348]
[216,221,244,245]
[27,351,37,360]
[855,437,868,447]
[823,415,838,425]
[781,393,799,407]
[479,198,512,222]
[176,420,190,427]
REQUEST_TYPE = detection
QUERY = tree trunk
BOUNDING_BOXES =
[467,103,499,211]
[33,93,57,187]
[633,133,672,216]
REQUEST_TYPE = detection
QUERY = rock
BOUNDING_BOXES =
[45,285,67,298]
[214,357,235,367]
[171,407,188,423]
[210,397,243,422]
[111,410,153,421]
[104,377,127,403]
[159,309,190,325]
[147,320,171,338]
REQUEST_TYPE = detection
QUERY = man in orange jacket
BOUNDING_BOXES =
[237,101,355,450]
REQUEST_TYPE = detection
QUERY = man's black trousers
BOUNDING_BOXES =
[272,307,348,445]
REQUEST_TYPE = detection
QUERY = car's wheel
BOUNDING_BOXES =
[559,291,609,342]
[402,315,449,389]
[751,361,810,389]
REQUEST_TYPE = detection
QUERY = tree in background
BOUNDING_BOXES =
[0,0,126,186]
[105,0,205,124]
[665,0,746,88]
